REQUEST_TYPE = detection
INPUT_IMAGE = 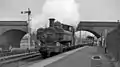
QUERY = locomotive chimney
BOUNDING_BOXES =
[49,18,55,27]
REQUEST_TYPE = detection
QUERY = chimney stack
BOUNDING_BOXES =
[49,18,55,27]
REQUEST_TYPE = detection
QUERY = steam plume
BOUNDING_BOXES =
[30,0,80,33]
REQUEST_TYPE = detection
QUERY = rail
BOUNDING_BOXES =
[0,51,39,61]
[0,43,88,64]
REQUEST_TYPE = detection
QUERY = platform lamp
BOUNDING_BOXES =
[21,8,32,48]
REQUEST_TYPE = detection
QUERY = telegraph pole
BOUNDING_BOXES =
[21,8,32,48]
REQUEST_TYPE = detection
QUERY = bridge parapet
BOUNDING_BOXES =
[0,21,28,50]
[77,21,119,38]
[0,21,27,26]
[78,21,119,27]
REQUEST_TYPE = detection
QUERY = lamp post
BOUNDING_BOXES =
[21,8,32,48]
[104,29,108,53]
[80,30,82,44]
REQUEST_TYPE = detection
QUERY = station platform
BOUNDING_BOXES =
[27,46,114,67]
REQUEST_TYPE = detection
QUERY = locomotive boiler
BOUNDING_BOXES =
[37,18,75,58]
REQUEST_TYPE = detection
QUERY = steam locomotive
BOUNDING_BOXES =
[36,18,76,58]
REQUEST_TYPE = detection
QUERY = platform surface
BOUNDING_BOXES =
[26,46,114,67]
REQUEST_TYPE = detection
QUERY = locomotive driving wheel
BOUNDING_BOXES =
[41,51,48,59]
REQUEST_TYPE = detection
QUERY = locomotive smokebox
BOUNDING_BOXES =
[49,18,55,27]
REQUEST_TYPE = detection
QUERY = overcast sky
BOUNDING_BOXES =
[0,0,120,21]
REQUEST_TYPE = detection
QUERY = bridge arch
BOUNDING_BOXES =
[0,29,27,50]
[78,29,101,38]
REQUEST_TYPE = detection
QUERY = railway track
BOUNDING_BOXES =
[0,52,41,67]
[0,44,86,62]
[0,44,86,67]
[0,51,40,64]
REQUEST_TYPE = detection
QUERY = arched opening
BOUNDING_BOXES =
[20,33,30,48]
[20,32,39,49]
[75,30,98,45]
[77,29,100,38]
[0,29,27,50]
[83,29,100,38]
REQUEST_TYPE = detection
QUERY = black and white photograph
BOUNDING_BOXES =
[0,0,120,67]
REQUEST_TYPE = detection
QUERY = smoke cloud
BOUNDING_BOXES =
[30,0,80,33]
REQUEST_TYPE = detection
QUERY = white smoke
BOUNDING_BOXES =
[30,0,80,33]
[30,14,48,33]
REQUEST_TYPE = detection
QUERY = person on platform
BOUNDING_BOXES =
[106,24,120,67]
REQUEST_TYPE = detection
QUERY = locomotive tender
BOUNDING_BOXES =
[37,18,76,58]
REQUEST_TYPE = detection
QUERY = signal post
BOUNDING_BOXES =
[21,8,32,48]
